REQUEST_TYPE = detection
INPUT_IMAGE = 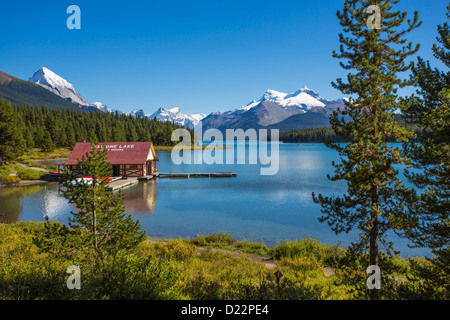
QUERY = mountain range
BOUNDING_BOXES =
[130,107,207,130]
[200,86,346,132]
[0,67,345,132]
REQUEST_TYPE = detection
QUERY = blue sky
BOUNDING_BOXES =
[0,0,447,114]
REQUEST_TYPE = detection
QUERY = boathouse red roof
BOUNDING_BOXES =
[65,142,159,165]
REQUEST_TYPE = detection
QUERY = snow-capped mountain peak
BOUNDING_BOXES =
[92,102,115,113]
[262,89,288,102]
[280,89,326,109]
[168,107,180,113]
[234,86,327,114]
[290,85,324,101]
[29,67,70,89]
[129,108,146,117]
[29,67,89,106]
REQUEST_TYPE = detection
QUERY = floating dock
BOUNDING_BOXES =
[158,172,237,178]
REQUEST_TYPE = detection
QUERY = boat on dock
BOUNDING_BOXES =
[65,176,139,191]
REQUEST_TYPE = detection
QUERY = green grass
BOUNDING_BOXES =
[17,147,71,161]
[0,147,69,180]
[0,162,24,177]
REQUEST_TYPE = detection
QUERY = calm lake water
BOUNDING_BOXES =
[0,142,430,257]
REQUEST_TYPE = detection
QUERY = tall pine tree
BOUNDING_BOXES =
[41,131,55,153]
[34,144,146,264]
[401,3,450,298]
[312,0,421,300]
[0,99,24,164]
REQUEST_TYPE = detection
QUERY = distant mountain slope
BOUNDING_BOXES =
[0,70,82,110]
[264,107,335,132]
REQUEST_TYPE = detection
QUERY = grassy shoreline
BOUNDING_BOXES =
[0,221,435,300]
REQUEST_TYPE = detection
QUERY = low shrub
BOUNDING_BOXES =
[17,169,46,180]
[0,176,21,184]
[90,253,187,300]
[154,238,196,261]
[0,166,11,176]
[278,256,324,271]
[234,240,271,256]
[190,232,236,247]
[270,238,344,267]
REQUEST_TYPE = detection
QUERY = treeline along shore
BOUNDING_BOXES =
[278,115,422,143]
[5,100,193,153]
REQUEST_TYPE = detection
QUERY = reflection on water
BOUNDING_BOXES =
[0,180,157,224]
[121,180,157,215]
[0,187,27,223]
[0,143,431,258]
[42,184,73,220]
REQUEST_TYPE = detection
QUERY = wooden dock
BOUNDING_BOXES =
[60,171,236,193]
[107,177,140,191]
[137,173,160,181]
[158,172,237,178]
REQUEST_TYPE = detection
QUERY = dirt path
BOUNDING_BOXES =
[196,246,278,269]
[144,239,335,276]
[1,163,52,188]
[205,247,336,276]
[7,163,49,176]
[17,163,49,172]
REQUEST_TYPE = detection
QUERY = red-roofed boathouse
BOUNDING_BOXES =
[61,142,159,178]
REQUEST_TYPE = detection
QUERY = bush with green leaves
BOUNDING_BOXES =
[153,239,196,261]
[0,175,21,184]
[189,232,236,247]
[17,168,46,180]
[270,238,344,268]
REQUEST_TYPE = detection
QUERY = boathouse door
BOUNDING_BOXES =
[148,161,155,174]
[112,165,120,177]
